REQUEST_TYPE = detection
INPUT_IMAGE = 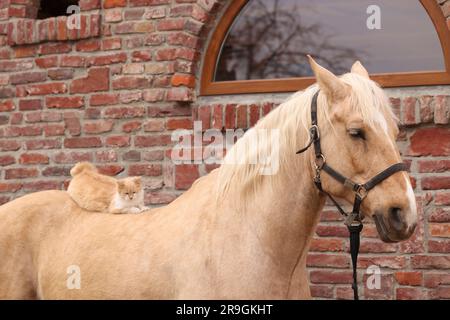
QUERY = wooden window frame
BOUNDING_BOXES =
[200,0,450,96]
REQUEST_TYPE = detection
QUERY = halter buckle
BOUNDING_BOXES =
[310,125,320,140]
[355,185,368,200]
[314,154,326,170]
[344,213,363,227]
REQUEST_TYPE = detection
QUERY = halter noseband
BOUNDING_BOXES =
[297,90,407,300]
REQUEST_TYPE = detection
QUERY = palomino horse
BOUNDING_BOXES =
[0,58,417,299]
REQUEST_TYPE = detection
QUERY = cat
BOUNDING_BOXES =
[67,162,148,214]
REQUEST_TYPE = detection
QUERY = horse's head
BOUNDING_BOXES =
[308,57,417,242]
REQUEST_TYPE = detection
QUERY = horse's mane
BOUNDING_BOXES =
[216,73,397,203]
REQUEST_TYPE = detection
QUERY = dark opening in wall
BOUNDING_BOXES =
[37,0,79,19]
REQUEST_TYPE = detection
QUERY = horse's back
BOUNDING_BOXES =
[0,190,75,299]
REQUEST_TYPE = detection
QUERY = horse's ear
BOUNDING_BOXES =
[351,61,370,79]
[307,55,349,103]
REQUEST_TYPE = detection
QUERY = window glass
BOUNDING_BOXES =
[215,0,444,81]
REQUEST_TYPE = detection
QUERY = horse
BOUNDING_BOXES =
[0,57,417,299]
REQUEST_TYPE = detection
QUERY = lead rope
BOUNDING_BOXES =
[348,223,363,300]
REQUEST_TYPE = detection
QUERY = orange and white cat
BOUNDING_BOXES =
[67,162,148,214]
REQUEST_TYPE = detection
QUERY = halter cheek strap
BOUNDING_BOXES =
[297,90,407,300]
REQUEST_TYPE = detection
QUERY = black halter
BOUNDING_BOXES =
[297,91,407,300]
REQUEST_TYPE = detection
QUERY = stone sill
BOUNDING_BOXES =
[6,13,101,47]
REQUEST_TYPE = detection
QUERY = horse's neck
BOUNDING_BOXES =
[218,155,325,278]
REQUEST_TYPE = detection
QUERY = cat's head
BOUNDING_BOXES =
[117,177,142,201]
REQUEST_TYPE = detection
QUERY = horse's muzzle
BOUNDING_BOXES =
[373,212,416,243]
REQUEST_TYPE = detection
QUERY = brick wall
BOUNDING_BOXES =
[0,0,449,299]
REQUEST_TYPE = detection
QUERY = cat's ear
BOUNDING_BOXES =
[133,176,142,186]
[117,180,125,189]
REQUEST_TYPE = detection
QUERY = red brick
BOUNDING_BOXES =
[402,97,417,125]
[0,155,16,166]
[43,124,65,137]
[198,105,210,130]
[0,140,21,151]
[148,105,191,118]
[144,120,165,132]
[112,76,150,90]
[48,69,74,80]
[39,43,71,55]
[236,104,247,128]
[310,238,345,252]
[10,71,46,85]
[411,255,450,269]
[175,164,199,189]
[434,95,450,124]
[129,164,162,176]
[70,68,109,94]
[171,74,195,88]
[166,118,192,130]
[5,168,38,179]
[310,285,333,299]
[358,256,407,269]
[53,151,92,164]
[421,176,450,190]
[394,271,422,286]
[143,89,165,102]
[418,159,450,173]
[23,181,62,192]
[424,273,450,288]
[97,165,124,176]
[122,121,142,133]
[0,182,22,193]
[429,287,450,299]
[86,53,127,66]
[435,192,450,205]
[428,239,450,253]
[19,153,49,165]
[46,96,84,109]
[79,0,101,10]
[104,0,127,9]
[64,137,102,148]
[20,82,67,96]
[315,225,349,238]
[64,117,81,136]
[35,56,58,68]
[131,50,152,62]
[104,106,145,119]
[310,271,352,284]
[0,100,15,112]
[407,127,450,156]
[83,120,114,134]
[224,104,236,129]
[135,135,171,148]
[61,55,86,67]
[430,223,450,237]
[25,139,61,150]
[76,39,101,52]
[105,135,130,147]
[396,287,426,300]
[95,150,118,163]
[306,253,349,268]
[90,93,119,106]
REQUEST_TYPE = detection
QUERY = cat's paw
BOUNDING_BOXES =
[139,206,150,213]
[128,207,142,214]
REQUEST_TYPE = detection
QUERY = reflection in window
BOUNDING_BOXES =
[215,0,445,81]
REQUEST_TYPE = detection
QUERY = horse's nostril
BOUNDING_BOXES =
[389,207,402,223]
[388,207,405,231]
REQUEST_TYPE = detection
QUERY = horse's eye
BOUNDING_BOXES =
[348,128,365,140]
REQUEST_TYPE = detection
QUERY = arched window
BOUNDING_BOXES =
[201,0,450,95]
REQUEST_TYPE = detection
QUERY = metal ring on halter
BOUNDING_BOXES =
[355,185,368,200]
[314,154,326,170]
